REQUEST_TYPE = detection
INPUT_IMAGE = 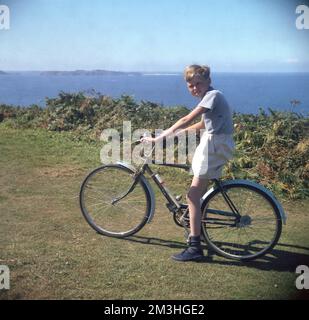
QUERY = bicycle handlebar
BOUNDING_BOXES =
[130,137,190,171]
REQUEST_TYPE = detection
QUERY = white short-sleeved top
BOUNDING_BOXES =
[198,87,233,135]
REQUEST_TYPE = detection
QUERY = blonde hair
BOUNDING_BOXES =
[184,64,211,82]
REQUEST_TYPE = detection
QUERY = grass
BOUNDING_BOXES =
[0,125,309,300]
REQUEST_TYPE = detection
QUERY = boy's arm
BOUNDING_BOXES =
[141,106,205,143]
[179,118,205,135]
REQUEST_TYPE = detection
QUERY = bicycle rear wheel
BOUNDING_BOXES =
[201,183,282,261]
[80,165,152,237]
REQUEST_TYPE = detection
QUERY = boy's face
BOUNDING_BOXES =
[186,75,210,98]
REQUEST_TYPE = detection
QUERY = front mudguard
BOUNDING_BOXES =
[116,161,156,223]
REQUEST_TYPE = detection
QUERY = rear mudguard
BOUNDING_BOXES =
[116,162,156,223]
[201,179,287,225]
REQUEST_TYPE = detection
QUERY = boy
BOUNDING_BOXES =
[142,65,234,261]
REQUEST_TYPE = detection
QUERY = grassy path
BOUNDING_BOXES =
[0,126,309,299]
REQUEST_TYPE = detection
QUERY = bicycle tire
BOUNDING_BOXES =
[80,164,152,237]
[201,182,282,261]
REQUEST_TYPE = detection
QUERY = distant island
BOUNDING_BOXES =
[40,70,142,76]
[0,71,7,75]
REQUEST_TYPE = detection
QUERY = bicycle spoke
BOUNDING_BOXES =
[202,183,282,260]
[80,165,151,236]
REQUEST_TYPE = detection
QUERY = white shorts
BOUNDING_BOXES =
[191,133,234,179]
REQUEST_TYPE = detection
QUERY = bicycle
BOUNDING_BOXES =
[79,140,286,261]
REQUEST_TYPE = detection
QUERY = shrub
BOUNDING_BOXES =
[1,92,308,199]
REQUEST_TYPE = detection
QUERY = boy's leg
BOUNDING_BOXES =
[172,177,208,262]
[187,177,208,237]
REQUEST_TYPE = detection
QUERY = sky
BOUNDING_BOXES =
[1,0,309,72]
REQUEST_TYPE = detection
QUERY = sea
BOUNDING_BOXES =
[0,72,309,114]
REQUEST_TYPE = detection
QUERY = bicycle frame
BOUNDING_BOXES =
[115,140,286,228]
[117,159,243,227]
[118,161,186,208]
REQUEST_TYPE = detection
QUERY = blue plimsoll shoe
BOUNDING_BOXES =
[172,235,204,262]
[171,246,204,262]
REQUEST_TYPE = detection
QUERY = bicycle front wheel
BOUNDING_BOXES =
[201,183,282,261]
[80,165,152,237]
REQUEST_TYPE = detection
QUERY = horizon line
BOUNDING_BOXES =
[1,69,309,74]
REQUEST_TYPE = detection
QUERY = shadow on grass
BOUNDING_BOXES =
[120,235,187,249]
[118,235,309,272]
